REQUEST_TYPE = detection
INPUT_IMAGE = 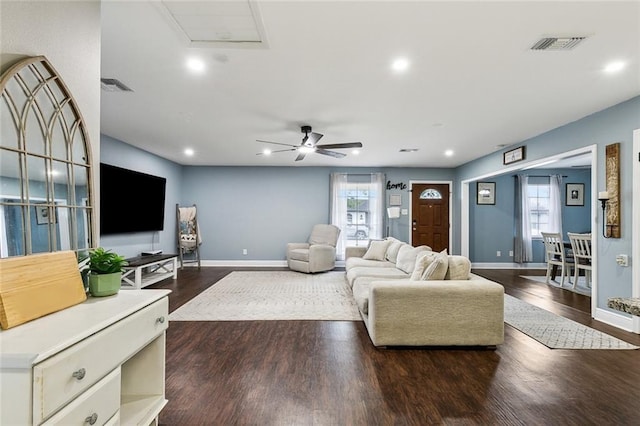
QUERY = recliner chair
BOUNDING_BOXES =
[287,224,340,273]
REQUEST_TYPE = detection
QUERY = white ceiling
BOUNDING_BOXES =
[100,1,640,168]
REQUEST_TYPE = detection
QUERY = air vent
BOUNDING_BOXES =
[100,78,133,92]
[531,37,586,51]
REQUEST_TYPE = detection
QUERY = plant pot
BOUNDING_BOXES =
[89,272,122,297]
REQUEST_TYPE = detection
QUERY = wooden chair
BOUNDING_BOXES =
[541,232,574,287]
[568,232,592,289]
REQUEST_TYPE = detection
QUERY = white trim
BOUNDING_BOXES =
[196,260,288,267]
[594,307,635,333]
[472,262,546,269]
[460,145,598,318]
[632,129,640,333]
[409,180,453,251]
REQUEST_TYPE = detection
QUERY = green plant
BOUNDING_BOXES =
[87,247,128,275]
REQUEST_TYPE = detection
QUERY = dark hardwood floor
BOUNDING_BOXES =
[148,268,640,425]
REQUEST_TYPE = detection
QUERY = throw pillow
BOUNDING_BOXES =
[362,239,391,261]
[421,249,449,280]
[396,245,431,274]
[384,238,404,263]
[445,255,472,280]
[410,251,437,280]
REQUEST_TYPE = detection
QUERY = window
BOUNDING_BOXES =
[330,173,384,259]
[528,183,550,237]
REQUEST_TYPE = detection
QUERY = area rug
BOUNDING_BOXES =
[169,270,361,321]
[504,294,638,350]
[520,275,591,296]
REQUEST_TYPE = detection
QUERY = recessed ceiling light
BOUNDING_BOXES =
[444,150,454,157]
[604,61,625,73]
[391,58,410,73]
[186,57,205,73]
[352,150,360,155]
[399,148,419,153]
[262,148,272,156]
[184,148,195,156]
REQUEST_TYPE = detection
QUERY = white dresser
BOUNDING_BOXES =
[0,290,170,426]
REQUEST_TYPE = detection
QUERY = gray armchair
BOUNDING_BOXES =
[287,224,341,273]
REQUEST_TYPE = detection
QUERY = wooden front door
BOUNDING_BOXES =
[411,183,450,252]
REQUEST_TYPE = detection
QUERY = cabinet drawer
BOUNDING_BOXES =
[41,367,121,426]
[33,297,169,423]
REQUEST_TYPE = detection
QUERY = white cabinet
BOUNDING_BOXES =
[0,290,170,426]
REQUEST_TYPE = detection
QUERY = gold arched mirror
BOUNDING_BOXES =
[0,56,94,257]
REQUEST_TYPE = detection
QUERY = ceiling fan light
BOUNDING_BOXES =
[299,146,315,154]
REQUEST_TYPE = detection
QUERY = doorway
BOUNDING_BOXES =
[410,182,451,252]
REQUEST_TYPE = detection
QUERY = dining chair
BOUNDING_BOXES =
[567,232,592,289]
[541,232,574,287]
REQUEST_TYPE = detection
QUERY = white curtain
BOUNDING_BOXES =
[514,174,533,263]
[369,173,385,241]
[330,173,349,260]
[548,174,563,237]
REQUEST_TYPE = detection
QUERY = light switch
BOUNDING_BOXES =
[401,209,408,215]
[616,254,629,267]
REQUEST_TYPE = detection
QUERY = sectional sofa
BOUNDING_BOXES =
[345,238,505,347]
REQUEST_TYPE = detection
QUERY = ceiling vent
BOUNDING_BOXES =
[100,78,133,92]
[530,37,586,51]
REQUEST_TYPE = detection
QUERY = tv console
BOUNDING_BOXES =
[121,254,178,290]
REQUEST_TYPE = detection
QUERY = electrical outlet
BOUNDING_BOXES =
[496,251,501,257]
[509,250,514,257]
[243,249,248,255]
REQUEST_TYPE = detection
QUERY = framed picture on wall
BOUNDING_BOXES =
[566,183,584,206]
[389,194,402,206]
[35,205,56,225]
[477,182,496,205]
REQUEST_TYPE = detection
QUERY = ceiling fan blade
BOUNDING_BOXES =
[316,148,346,158]
[256,148,296,156]
[304,132,323,146]
[256,139,298,148]
[315,142,363,149]
[295,152,306,161]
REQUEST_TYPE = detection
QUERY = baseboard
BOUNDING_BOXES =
[471,262,547,269]
[192,260,288,267]
[594,307,636,333]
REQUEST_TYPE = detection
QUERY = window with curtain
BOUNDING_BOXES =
[330,173,384,260]
[528,175,563,238]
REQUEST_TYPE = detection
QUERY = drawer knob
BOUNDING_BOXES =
[72,368,86,380]
[156,316,166,324]
[85,413,98,425]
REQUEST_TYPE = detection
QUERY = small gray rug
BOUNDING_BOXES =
[520,275,591,296]
[169,270,361,321]
[504,294,638,350]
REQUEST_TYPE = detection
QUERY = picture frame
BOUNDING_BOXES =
[565,183,584,206]
[477,182,496,205]
[503,146,525,165]
[389,194,402,206]
[35,205,56,225]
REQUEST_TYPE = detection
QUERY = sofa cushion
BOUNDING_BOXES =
[346,266,409,287]
[288,248,309,262]
[346,257,397,270]
[363,239,391,261]
[410,250,438,280]
[422,250,449,280]
[445,255,472,280]
[384,238,404,263]
[396,245,431,274]
[352,276,407,315]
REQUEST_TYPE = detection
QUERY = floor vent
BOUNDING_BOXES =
[100,78,134,92]
[531,37,586,51]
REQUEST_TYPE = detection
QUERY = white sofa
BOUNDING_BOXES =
[346,239,505,347]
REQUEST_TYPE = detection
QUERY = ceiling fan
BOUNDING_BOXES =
[257,125,363,161]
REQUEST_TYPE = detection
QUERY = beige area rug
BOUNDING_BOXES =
[169,271,362,321]
[520,275,592,296]
[504,294,638,350]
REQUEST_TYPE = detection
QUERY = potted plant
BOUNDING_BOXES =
[85,247,128,297]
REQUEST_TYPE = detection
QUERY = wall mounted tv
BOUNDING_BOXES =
[100,163,167,235]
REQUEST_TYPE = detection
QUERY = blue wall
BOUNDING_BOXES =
[457,95,640,313]
[469,168,591,263]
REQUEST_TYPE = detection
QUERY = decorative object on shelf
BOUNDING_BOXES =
[604,142,621,238]
[503,146,525,165]
[565,183,585,206]
[598,191,611,238]
[86,247,128,297]
[477,182,496,205]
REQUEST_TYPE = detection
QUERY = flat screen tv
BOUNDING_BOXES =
[100,163,167,235]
